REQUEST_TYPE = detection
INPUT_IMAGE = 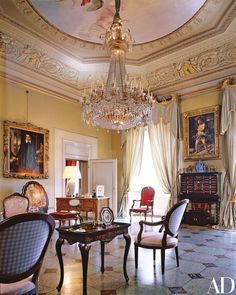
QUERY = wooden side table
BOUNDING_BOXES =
[56,197,110,221]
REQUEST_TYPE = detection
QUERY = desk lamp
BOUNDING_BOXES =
[63,166,81,197]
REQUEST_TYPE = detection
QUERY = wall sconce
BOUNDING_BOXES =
[63,166,81,197]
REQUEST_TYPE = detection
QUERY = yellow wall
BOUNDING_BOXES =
[0,75,224,212]
[0,77,122,211]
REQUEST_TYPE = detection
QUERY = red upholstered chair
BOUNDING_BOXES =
[129,186,155,222]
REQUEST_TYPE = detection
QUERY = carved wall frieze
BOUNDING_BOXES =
[146,41,236,90]
[0,32,80,86]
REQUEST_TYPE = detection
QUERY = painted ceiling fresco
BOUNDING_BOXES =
[29,0,206,44]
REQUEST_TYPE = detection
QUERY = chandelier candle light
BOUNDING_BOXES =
[82,0,154,131]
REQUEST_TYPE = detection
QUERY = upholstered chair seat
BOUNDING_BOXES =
[0,277,35,295]
[135,232,178,247]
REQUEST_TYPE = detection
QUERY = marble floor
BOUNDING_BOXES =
[38,219,236,295]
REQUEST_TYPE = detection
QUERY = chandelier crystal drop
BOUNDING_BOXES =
[82,0,153,131]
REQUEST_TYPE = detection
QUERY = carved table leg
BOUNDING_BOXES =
[100,241,105,273]
[56,237,64,291]
[79,243,91,295]
[123,233,131,282]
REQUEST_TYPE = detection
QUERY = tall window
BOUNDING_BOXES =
[129,129,170,215]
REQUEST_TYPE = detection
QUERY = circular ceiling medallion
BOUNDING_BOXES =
[29,0,206,44]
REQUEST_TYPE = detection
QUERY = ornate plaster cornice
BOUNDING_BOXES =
[0,0,235,65]
[146,40,236,91]
[0,31,80,87]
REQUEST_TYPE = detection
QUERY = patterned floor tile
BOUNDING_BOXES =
[184,249,195,253]
[38,222,236,295]
[168,287,187,294]
[202,263,217,267]
[188,273,204,279]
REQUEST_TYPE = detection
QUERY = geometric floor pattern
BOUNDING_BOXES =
[38,219,236,295]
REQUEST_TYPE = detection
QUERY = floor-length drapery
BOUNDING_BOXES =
[148,98,181,209]
[118,127,144,217]
[220,84,236,229]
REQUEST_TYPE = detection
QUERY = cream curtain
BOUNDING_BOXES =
[220,86,236,229]
[118,127,144,217]
[148,99,181,209]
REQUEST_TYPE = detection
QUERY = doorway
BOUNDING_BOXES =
[65,159,88,195]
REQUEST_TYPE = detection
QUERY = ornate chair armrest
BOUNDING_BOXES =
[131,199,141,208]
[137,219,165,243]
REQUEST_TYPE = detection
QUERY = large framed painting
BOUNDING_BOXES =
[3,121,49,178]
[183,105,220,161]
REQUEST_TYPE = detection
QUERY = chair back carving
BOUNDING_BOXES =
[140,186,155,207]
[165,199,189,237]
[3,193,29,219]
[0,213,55,284]
[22,181,49,213]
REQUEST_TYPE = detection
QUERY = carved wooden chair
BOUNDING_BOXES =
[134,199,189,274]
[22,181,49,213]
[3,193,29,219]
[129,186,155,222]
[0,213,55,294]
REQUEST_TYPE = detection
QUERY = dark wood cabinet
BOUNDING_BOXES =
[178,172,221,225]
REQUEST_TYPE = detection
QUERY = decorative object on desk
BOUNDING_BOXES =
[96,185,105,197]
[63,165,81,197]
[81,0,153,131]
[3,120,49,179]
[195,160,208,172]
[183,105,220,161]
[100,207,114,226]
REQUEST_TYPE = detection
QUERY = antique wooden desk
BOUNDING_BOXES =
[56,222,131,295]
[56,197,110,221]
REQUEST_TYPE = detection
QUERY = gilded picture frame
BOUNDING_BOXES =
[3,121,49,179]
[183,105,220,161]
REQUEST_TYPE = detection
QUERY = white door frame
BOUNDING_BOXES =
[55,129,97,198]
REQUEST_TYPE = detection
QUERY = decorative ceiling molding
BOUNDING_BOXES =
[0,0,235,65]
[147,40,236,90]
[0,31,80,87]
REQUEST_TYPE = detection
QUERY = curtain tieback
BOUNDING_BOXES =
[229,194,236,203]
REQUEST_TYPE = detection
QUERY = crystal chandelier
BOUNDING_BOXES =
[82,0,153,131]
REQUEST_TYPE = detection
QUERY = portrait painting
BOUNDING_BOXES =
[3,121,49,178]
[183,105,220,161]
